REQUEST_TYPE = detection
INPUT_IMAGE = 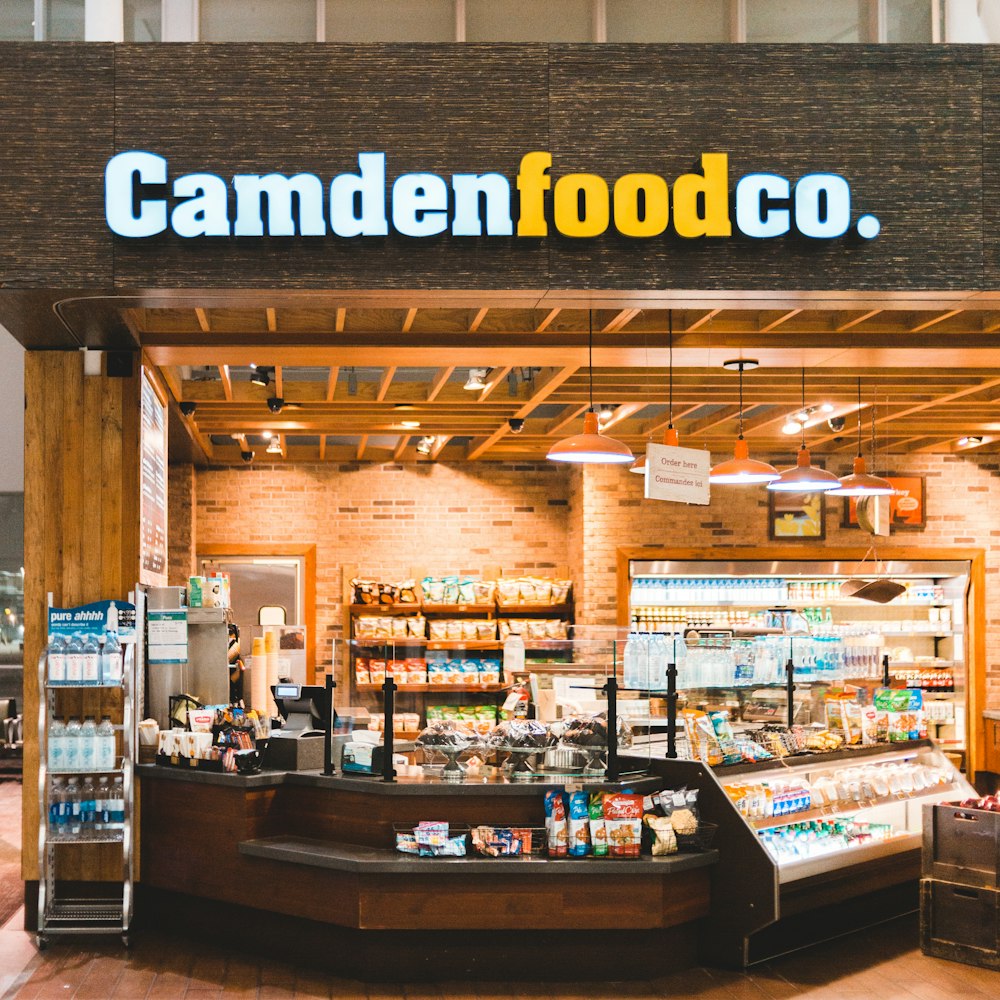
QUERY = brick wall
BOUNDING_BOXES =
[575,452,1000,708]
[167,463,195,587]
[185,461,572,683]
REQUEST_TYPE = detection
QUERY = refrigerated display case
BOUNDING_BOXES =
[631,739,976,966]
[619,554,973,756]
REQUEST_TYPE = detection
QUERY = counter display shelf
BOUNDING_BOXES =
[629,738,976,967]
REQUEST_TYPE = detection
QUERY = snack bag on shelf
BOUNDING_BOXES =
[498,579,520,604]
[478,660,500,686]
[604,793,643,857]
[709,711,741,765]
[681,710,723,767]
[458,578,476,604]
[545,789,569,857]
[551,580,572,603]
[427,660,448,684]
[391,617,409,639]
[476,620,496,640]
[397,580,418,604]
[460,659,480,684]
[473,580,496,603]
[407,615,426,638]
[351,578,378,604]
[368,660,386,684]
[406,658,427,685]
[423,577,445,603]
[442,576,460,603]
[568,791,591,857]
[378,583,398,605]
[589,793,608,856]
[354,657,371,685]
[644,814,678,856]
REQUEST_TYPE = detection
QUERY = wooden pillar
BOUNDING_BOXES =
[22,351,141,881]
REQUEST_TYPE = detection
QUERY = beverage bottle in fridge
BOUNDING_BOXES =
[49,778,64,834]
[96,716,115,770]
[80,716,97,772]
[48,718,66,771]
[648,632,668,692]
[95,777,110,832]
[82,633,100,686]
[66,777,82,838]
[64,716,81,772]
[80,777,96,839]
[109,777,125,831]
[47,635,66,685]
[102,629,122,685]
[65,634,84,684]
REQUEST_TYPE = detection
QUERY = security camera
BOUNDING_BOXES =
[240,450,255,463]
[827,416,846,432]
[267,397,284,414]
[179,401,197,417]
[508,418,525,434]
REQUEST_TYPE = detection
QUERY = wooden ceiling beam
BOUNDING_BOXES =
[599,402,645,432]
[266,308,277,333]
[318,435,327,461]
[640,403,703,437]
[683,405,743,436]
[835,309,882,332]
[394,435,410,460]
[602,308,641,333]
[469,307,489,332]
[335,308,346,333]
[218,364,233,401]
[760,309,802,332]
[910,309,962,333]
[402,308,418,333]
[547,404,589,435]
[536,308,561,332]
[684,309,720,332]
[427,366,455,402]
[479,366,512,402]
[356,434,369,461]
[325,367,339,402]
[195,308,210,333]
[274,365,283,397]
[430,435,451,460]
[376,367,397,402]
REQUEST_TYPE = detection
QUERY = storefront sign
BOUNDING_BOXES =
[644,443,710,505]
[104,151,880,243]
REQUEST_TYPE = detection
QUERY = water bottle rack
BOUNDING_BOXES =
[35,588,143,950]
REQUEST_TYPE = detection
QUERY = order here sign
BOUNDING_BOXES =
[644,443,711,505]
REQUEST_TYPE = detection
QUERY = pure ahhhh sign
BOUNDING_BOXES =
[104,151,881,242]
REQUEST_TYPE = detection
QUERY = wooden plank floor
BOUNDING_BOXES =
[2,777,999,999]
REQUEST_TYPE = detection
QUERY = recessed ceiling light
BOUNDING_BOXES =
[781,420,802,435]
[262,431,273,440]
[958,435,983,447]
[820,402,836,414]
[400,420,421,429]
[723,358,758,371]
[463,368,489,391]
[265,438,282,455]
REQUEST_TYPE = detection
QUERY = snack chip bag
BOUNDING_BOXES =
[603,793,643,857]
[568,791,591,857]
[589,793,608,857]
[544,789,569,857]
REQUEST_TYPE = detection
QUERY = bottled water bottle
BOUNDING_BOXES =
[48,718,66,771]
[80,777,96,838]
[82,634,100,685]
[95,777,110,832]
[109,777,125,831]
[623,633,649,690]
[66,778,82,838]
[96,716,115,770]
[64,717,81,772]
[80,717,97,771]
[65,634,84,684]
[47,635,66,685]
[49,778,64,834]
[102,630,122,684]
[648,632,667,692]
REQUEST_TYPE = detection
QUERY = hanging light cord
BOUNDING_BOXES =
[588,310,594,413]
[856,376,863,458]
[737,363,745,440]
[668,310,674,429]
[800,367,807,449]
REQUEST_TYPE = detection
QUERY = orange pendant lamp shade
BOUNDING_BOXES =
[710,436,780,484]
[547,411,635,464]
[767,446,842,492]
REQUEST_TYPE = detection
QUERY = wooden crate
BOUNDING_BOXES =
[921,878,1000,970]
[923,802,1000,888]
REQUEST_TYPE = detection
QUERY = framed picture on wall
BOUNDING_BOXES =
[768,491,826,541]
[841,476,926,531]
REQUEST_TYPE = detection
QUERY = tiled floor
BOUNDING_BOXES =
[1,774,999,999]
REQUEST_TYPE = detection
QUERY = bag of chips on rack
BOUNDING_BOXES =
[567,791,591,857]
[644,813,678,856]
[589,793,608,856]
[604,793,643,857]
[545,789,569,857]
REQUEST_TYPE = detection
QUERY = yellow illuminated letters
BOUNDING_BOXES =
[613,173,669,238]
[516,152,552,237]
[672,153,732,239]
[554,173,610,238]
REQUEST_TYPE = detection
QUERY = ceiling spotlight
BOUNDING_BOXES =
[508,418,525,434]
[958,435,984,447]
[598,403,617,424]
[781,419,802,435]
[240,450,255,463]
[820,402,836,414]
[792,409,810,424]
[463,368,489,391]
[262,431,273,440]
[416,436,434,455]
[400,420,421,429]
[179,401,197,417]
[250,365,270,388]
[266,438,282,455]
[347,368,358,396]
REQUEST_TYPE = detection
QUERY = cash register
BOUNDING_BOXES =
[264,683,329,771]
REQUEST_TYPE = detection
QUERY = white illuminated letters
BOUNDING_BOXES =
[734,173,790,239]
[794,173,851,239]
[451,173,513,236]
[171,174,230,238]
[105,151,168,238]
[392,173,449,238]
[329,153,389,237]
[232,173,325,237]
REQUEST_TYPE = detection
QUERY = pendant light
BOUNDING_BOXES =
[630,311,679,474]
[767,369,842,492]
[829,378,895,497]
[547,311,634,465]
[709,360,780,484]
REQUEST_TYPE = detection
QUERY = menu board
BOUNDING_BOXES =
[140,368,168,587]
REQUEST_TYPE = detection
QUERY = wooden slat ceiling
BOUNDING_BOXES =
[131,305,1000,464]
